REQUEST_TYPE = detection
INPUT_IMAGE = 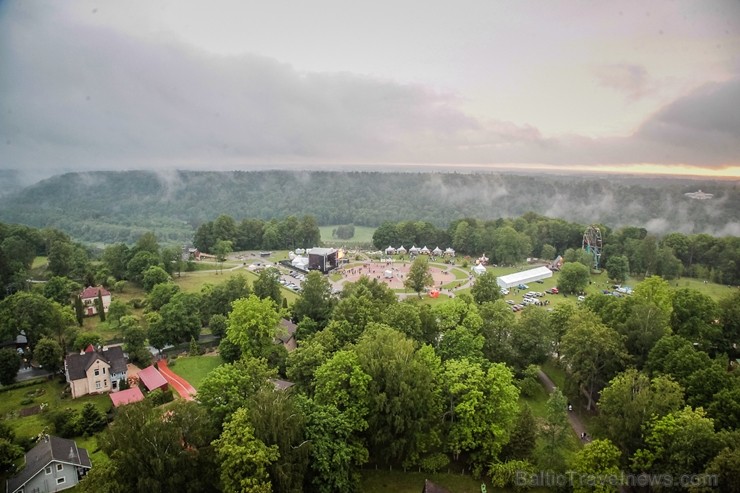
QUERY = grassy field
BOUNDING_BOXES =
[169,355,224,390]
[0,378,112,440]
[360,470,493,493]
[320,225,376,244]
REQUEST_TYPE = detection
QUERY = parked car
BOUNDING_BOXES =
[500,288,510,295]
[577,295,585,302]
[506,300,515,305]
[517,284,529,289]
[536,279,544,284]
[546,287,559,294]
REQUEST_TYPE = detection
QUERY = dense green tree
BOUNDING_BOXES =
[102,243,131,280]
[511,308,553,370]
[632,275,673,318]
[0,292,73,350]
[214,407,278,493]
[147,282,181,312]
[253,268,282,306]
[209,313,228,338]
[246,389,310,493]
[561,320,628,410]
[0,348,21,385]
[501,404,537,462]
[558,262,590,294]
[292,271,334,330]
[596,369,684,457]
[605,255,629,283]
[134,231,160,255]
[0,435,23,474]
[43,276,79,305]
[200,274,251,320]
[285,334,332,393]
[442,358,519,469]
[404,256,434,297]
[126,250,161,284]
[479,300,516,365]
[153,292,203,345]
[470,270,501,305]
[700,446,740,493]
[670,288,721,352]
[314,350,371,427]
[708,387,740,431]
[106,299,131,327]
[74,295,84,326]
[298,396,369,493]
[540,243,557,261]
[214,239,233,273]
[632,407,721,482]
[73,332,102,352]
[355,326,444,467]
[80,402,107,436]
[438,325,485,363]
[226,295,281,359]
[94,400,219,493]
[141,265,171,292]
[569,439,622,493]
[538,388,570,471]
[34,337,63,374]
[381,301,423,342]
[548,302,577,359]
[197,356,275,426]
[718,289,740,358]
[646,335,712,388]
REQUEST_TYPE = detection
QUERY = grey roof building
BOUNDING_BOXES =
[7,435,92,493]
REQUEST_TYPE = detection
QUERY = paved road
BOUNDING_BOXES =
[157,359,196,401]
[537,369,589,440]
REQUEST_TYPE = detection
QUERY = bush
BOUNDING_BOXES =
[80,403,107,436]
[420,453,449,473]
[145,389,174,406]
[46,408,82,438]
[19,398,34,406]
[129,298,146,309]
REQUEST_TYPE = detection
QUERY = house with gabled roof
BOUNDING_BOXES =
[64,345,128,399]
[6,435,92,493]
[276,319,297,352]
[78,286,111,316]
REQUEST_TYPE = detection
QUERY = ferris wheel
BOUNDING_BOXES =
[582,225,603,270]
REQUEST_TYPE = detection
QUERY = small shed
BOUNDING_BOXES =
[109,387,145,408]
[138,365,168,392]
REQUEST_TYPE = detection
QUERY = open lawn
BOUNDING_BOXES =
[0,378,112,440]
[169,355,224,390]
[669,276,737,301]
[186,260,242,272]
[175,268,256,292]
[31,256,48,269]
[320,225,376,245]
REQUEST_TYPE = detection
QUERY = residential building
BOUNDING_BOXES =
[64,345,127,399]
[6,435,92,493]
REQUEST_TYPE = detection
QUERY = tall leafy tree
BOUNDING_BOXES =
[34,337,63,374]
[404,256,434,297]
[568,439,622,493]
[226,295,281,359]
[0,292,73,350]
[538,388,570,472]
[596,369,684,457]
[442,358,519,469]
[197,356,275,426]
[561,320,628,410]
[0,348,21,385]
[253,268,282,307]
[292,271,334,330]
[470,270,501,305]
[214,407,278,493]
[92,400,219,493]
[558,262,590,294]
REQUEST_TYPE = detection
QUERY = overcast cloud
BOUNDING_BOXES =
[1,1,739,181]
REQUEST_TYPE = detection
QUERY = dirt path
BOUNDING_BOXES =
[537,369,588,440]
[158,359,196,401]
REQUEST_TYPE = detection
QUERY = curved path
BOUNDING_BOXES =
[158,359,197,401]
[537,369,588,439]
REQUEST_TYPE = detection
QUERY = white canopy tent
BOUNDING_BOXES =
[496,266,553,288]
[472,264,487,275]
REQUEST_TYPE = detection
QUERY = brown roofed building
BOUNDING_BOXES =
[78,286,111,316]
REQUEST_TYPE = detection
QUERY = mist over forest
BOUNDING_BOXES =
[0,169,737,245]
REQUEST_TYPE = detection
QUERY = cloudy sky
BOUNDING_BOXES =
[1,0,739,180]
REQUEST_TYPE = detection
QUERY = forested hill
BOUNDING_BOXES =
[0,170,738,245]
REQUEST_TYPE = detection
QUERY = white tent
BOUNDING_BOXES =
[444,247,455,256]
[384,269,394,279]
[397,245,407,254]
[409,246,420,254]
[472,264,486,275]
[496,266,553,288]
[288,251,296,260]
[385,246,396,255]
[432,247,443,255]
[291,256,308,269]
[420,246,431,254]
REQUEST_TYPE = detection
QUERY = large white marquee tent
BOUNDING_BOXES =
[496,266,553,288]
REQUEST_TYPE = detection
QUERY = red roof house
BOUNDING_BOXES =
[79,286,112,316]
[109,387,145,407]
[138,365,168,392]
